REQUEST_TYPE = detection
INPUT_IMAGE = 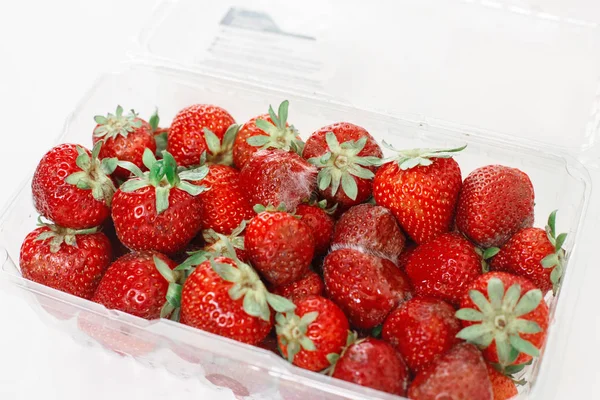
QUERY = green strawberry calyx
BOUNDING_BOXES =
[308,132,381,201]
[307,199,338,215]
[154,255,186,321]
[247,100,305,155]
[541,210,567,294]
[200,124,240,166]
[149,109,168,158]
[118,149,209,215]
[34,216,99,253]
[456,277,544,367]
[476,247,501,273]
[64,141,118,206]
[93,105,143,140]
[322,331,359,376]
[383,141,467,170]
[275,310,320,363]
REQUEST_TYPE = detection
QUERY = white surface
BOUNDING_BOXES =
[0,1,599,399]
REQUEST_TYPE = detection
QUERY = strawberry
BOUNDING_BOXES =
[331,203,405,264]
[150,110,169,158]
[92,106,156,179]
[456,272,549,367]
[382,297,461,373]
[405,232,482,306]
[177,252,295,345]
[456,165,535,248]
[245,206,315,286]
[408,343,493,400]
[276,295,349,372]
[193,164,255,235]
[240,150,317,212]
[167,104,236,167]
[323,248,412,329]
[233,100,304,169]
[19,218,112,299]
[32,142,117,229]
[486,364,518,400]
[397,241,417,270]
[303,123,382,210]
[271,270,324,301]
[330,335,409,396]
[295,201,335,255]
[373,144,465,244]
[111,150,208,254]
[92,251,177,319]
[490,210,567,294]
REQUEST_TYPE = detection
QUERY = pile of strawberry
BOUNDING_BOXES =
[20,100,568,400]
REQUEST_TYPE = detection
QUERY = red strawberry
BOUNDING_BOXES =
[295,201,335,255]
[456,272,549,367]
[19,219,112,299]
[240,150,317,212]
[330,336,409,396]
[323,248,412,329]
[92,106,156,179]
[405,232,482,306]
[271,270,324,301]
[257,334,280,355]
[456,165,535,248]
[382,297,461,374]
[32,142,117,229]
[245,207,315,286]
[276,295,349,372]
[303,123,382,210]
[408,343,493,400]
[178,255,295,345]
[397,241,417,270]
[193,164,255,235]
[167,104,236,167]
[233,100,304,169]
[111,150,207,254]
[486,364,518,400]
[373,144,464,244]
[92,251,177,319]
[331,203,405,264]
[490,210,567,294]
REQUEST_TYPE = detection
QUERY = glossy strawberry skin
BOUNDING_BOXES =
[93,119,156,179]
[20,227,112,300]
[486,364,518,400]
[239,150,317,212]
[323,248,412,329]
[180,257,273,345]
[32,144,110,229]
[373,157,462,245]
[278,295,349,372]
[408,343,493,400]
[405,232,482,306]
[332,338,409,396]
[332,204,405,264]
[490,227,555,294]
[271,270,324,301]
[302,123,383,210]
[92,251,176,320]
[460,272,549,365]
[111,184,203,254]
[245,211,315,286]
[456,165,535,248]
[382,297,461,374]
[295,204,334,255]
[193,164,255,235]
[167,104,236,167]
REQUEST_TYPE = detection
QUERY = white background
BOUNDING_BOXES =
[0,0,599,399]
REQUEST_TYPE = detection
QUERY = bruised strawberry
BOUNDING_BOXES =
[20,218,112,300]
[233,100,304,169]
[373,144,464,244]
[271,270,324,301]
[456,165,535,248]
[167,104,236,167]
[295,201,335,256]
[331,203,405,264]
[304,123,382,210]
[487,364,518,400]
[92,106,156,179]
[323,248,412,329]
[240,150,317,212]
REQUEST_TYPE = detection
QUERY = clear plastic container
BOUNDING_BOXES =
[1,1,599,399]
